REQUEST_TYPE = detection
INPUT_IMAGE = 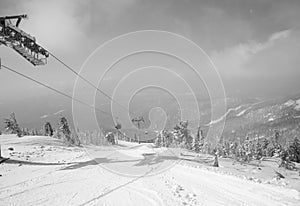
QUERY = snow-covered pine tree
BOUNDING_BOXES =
[275,130,280,145]
[71,129,81,146]
[105,132,115,145]
[262,138,269,156]
[3,118,12,131]
[134,134,137,142]
[21,128,25,136]
[155,131,162,147]
[24,128,29,136]
[44,122,54,136]
[193,127,201,153]
[4,113,22,137]
[58,116,72,144]
[174,121,193,149]
[163,130,173,147]
[199,129,205,150]
[255,137,263,160]
[288,137,300,163]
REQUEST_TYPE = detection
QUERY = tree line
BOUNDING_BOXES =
[2,112,80,146]
[154,120,300,170]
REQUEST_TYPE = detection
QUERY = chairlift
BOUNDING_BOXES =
[0,14,49,66]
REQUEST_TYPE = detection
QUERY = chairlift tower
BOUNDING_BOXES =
[132,116,145,143]
[0,14,49,66]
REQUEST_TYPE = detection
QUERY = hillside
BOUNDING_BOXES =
[214,96,300,143]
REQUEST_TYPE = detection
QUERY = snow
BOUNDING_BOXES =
[118,145,155,158]
[116,140,168,158]
[236,109,247,117]
[295,99,300,111]
[209,106,242,125]
[1,135,300,206]
[284,100,295,107]
[283,99,300,111]
[168,165,300,205]
[268,117,274,122]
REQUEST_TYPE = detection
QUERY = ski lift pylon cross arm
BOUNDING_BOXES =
[0,14,49,66]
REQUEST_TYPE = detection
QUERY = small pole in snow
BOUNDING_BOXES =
[213,154,219,167]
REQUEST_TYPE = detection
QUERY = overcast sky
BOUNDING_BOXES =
[1,0,300,112]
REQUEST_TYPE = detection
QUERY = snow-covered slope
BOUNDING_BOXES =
[0,135,299,205]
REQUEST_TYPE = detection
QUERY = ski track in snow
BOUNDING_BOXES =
[0,135,299,206]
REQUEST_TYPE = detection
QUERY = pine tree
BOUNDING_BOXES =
[275,130,280,145]
[262,138,269,156]
[255,140,263,160]
[163,130,173,147]
[4,113,22,137]
[21,128,26,136]
[58,116,71,143]
[105,132,115,145]
[155,131,163,147]
[44,122,54,136]
[193,127,201,153]
[288,137,300,163]
[173,121,192,149]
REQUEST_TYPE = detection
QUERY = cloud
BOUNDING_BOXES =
[53,109,65,115]
[74,0,139,39]
[40,114,49,119]
[209,29,300,96]
[40,109,65,119]
[17,0,86,54]
[99,0,137,18]
[269,30,291,42]
[210,29,291,77]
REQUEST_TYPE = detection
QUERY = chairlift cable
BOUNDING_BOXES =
[1,64,111,116]
[48,52,136,116]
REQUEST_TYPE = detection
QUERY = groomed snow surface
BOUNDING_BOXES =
[0,135,300,206]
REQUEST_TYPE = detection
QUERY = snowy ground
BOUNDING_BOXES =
[0,135,300,206]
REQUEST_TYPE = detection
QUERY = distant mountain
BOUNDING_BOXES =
[121,94,300,142]
[209,95,300,143]
[1,91,300,143]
